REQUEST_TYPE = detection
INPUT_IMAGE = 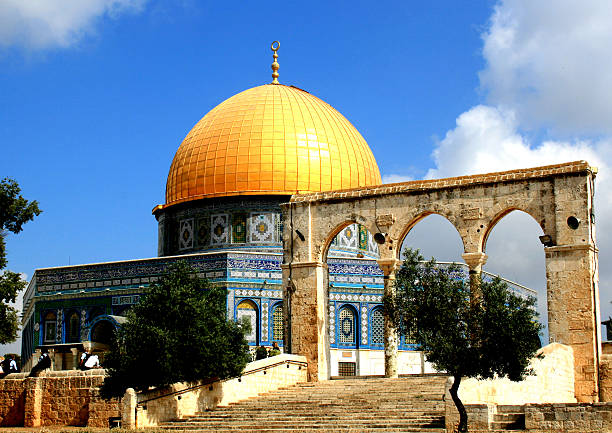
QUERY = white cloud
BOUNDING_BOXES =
[0,0,147,50]
[382,174,414,184]
[480,0,612,134]
[423,0,612,336]
[427,105,609,181]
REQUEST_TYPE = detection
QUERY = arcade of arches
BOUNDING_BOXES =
[281,161,601,403]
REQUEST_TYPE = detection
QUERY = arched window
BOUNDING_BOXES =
[90,320,115,345]
[236,300,258,344]
[370,308,384,347]
[271,303,283,342]
[66,311,80,343]
[43,311,56,344]
[337,306,356,346]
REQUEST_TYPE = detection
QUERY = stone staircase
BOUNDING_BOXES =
[491,405,526,431]
[160,375,448,432]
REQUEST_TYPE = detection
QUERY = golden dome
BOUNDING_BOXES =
[161,84,381,209]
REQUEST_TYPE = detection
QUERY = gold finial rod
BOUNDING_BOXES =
[271,40,280,84]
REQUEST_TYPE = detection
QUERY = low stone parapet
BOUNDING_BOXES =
[125,354,308,429]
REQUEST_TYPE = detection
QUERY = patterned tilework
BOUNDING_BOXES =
[80,309,88,341]
[329,303,336,344]
[328,258,384,288]
[55,309,63,343]
[179,218,194,250]
[211,214,229,245]
[338,224,358,249]
[249,213,276,243]
[360,305,368,345]
[232,213,247,243]
[262,301,269,341]
[358,225,368,250]
[196,217,210,246]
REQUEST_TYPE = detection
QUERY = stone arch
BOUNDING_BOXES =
[282,162,599,401]
[320,219,379,263]
[395,211,466,260]
[88,317,117,346]
[236,299,259,345]
[482,207,545,253]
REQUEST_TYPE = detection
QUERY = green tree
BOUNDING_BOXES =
[392,249,542,433]
[0,178,41,344]
[101,261,251,398]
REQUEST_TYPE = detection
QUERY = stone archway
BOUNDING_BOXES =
[282,161,600,403]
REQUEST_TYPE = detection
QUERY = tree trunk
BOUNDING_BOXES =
[449,374,468,433]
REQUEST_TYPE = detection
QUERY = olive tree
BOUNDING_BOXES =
[391,249,542,433]
[101,261,251,398]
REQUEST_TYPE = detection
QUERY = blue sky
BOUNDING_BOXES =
[1,0,611,354]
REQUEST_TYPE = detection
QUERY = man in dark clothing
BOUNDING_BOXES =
[28,352,51,377]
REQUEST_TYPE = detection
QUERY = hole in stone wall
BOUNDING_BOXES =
[567,216,580,230]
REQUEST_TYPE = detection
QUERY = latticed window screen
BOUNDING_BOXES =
[67,312,80,343]
[272,304,283,341]
[338,362,356,376]
[370,308,384,346]
[338,307,356,344]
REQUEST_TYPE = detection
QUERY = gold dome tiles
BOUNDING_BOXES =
[163,84,381,208]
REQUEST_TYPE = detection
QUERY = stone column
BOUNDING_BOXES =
[70,347,79,370]
[24,377,43,427]
[546,243,600,402]
[282,261,328,381]
[378,258,400,379]
[461,252,488,301]
[122,388,137,429]
[48,348,57,371]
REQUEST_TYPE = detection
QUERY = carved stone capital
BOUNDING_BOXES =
[377,258,400,277]
[461,252,488,270]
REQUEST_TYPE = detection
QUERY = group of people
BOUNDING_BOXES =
[254,342,281,360]
[25,350,101,377]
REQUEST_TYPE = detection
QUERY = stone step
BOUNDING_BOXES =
[159,426,444,433]
[159,376,448,433]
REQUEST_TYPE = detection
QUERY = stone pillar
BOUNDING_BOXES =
[24,377,43,427]
[546,243,600,402]
[122,388,137,429]
[378,258,400,378]
[70,347,79,370]
[282,261,328,381]
[48,348,57,371]
[461,252,488,300]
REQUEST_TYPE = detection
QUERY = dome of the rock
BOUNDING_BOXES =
[161,83,381,209]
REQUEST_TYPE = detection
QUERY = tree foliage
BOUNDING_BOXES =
[392,249,542,433]
[101,262,251,398]
[0,178,41,344]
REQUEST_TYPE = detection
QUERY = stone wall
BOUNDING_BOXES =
[0,370,119,428]
[0,375,26,426]
[599,353,612,402]
[448,343,576,406]
[525,403,612,432]
[125,354,308,429]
